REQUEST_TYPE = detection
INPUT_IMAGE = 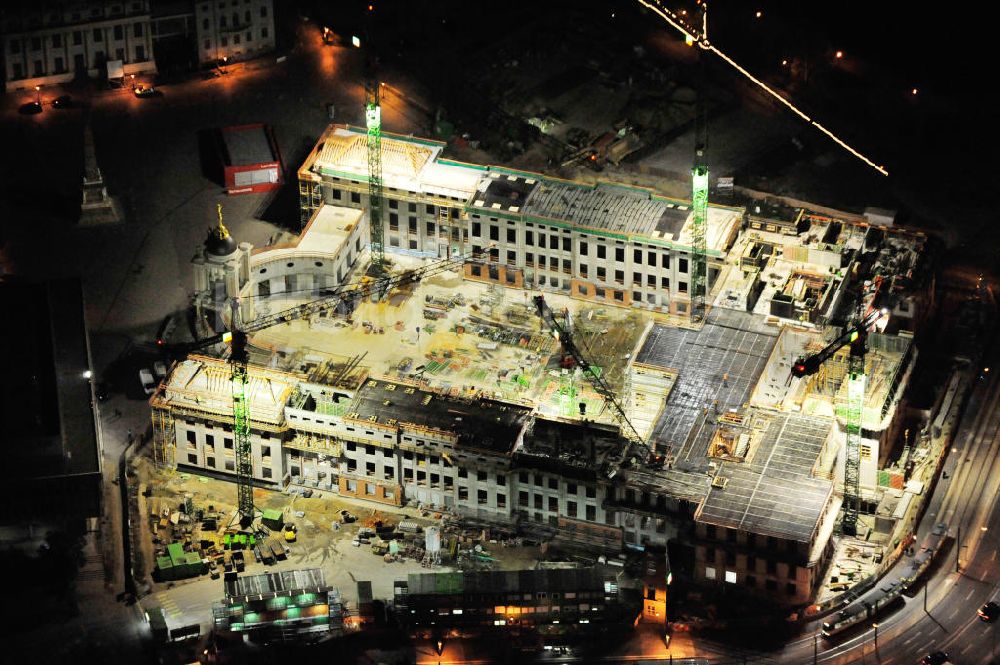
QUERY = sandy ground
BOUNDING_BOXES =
[251,258,649,423]
[136,461,545,632]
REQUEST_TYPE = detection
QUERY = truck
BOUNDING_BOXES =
[231,550,245,572]
[269,538,286,561]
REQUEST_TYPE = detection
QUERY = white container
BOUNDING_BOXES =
[425,526,441,555]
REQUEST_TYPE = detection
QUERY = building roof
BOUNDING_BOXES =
[468,172,741,252]
[696,413,834,543]
[0,279,102,519]
[307,125,481,200]
[221,124,278,167]
[224,568,333,601]
[634,309,778,495]
[348,379,532,454]
[405,567,612,597]
[252,204,362,262]
[515,417,621,478]
[158,356,299,425]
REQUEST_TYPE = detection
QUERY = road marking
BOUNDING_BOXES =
[902,635,917,646]
[966,588,977,600]
[961,642,975,654]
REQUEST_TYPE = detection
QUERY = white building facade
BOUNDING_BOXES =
[2,1,156,92]
[193,0,273,66]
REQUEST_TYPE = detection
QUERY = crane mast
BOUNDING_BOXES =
[228,329,255,526]
[690,0,709,323]
[364,6,385,273]
[791,309,882,537]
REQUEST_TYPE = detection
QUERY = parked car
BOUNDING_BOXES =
[133,84,157,98]
[153,360,168,378]
[95,381,111,402]
[979,601,999,622]
[922,652,949,665]
[52,95,74,109]
[139,368,156,395]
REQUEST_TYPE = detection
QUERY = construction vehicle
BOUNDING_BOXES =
[533,295,661,479]
[791,307,885,536]
[283,524,298,543]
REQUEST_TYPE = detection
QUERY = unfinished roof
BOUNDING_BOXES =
[515,417,622,478]
[635,309,777,496]
[348,379,532,454]
[696,413,833,543]
[158,356,299,425]
[405,567,611,596]
[472,172,539,212]
[224,568,333,601]
[307,125,481,200]
[467,173,740,251]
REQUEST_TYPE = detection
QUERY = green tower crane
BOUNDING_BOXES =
[791,308,882,537]
[364,5,385,274]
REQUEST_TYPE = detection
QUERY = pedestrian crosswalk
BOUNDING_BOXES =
[156,593,182,620]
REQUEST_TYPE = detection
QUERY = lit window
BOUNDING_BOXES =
[725,570,737,584]
[705,566,716,580]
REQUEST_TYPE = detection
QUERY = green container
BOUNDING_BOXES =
[167,542,186,566]
[262,509,284,530]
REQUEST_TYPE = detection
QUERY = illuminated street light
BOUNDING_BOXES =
[34,85,41,105]
[911,87,919,95]
[781,59,788,66]
[83,370,93,379]
[835,50,844,59]
[755,10,762,18]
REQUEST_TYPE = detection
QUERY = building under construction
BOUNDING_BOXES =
[148,124,933,609]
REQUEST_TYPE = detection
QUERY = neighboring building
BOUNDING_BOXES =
[213,568,345,640]
[193,0,273,66]
[1,1,156,92]
[217,123,284,195]
[0,278,104,521]
[393,568,639,637]
[191,202,366,333]
[297,124,743,319]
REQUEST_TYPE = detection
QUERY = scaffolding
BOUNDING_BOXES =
[151,403,176,469]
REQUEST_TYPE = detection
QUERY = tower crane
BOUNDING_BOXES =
[363,3,385,274]
[180,248,485,526]
[689,0,709,323]
[533,295,661,479]
[790,307,884,537]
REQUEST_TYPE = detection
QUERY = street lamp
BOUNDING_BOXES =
[34,85,41,106]
[872,622,879,652]
[221,56,228,74]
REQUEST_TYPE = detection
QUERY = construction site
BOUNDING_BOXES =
[122,97,951,649]
[132,3,942,641]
